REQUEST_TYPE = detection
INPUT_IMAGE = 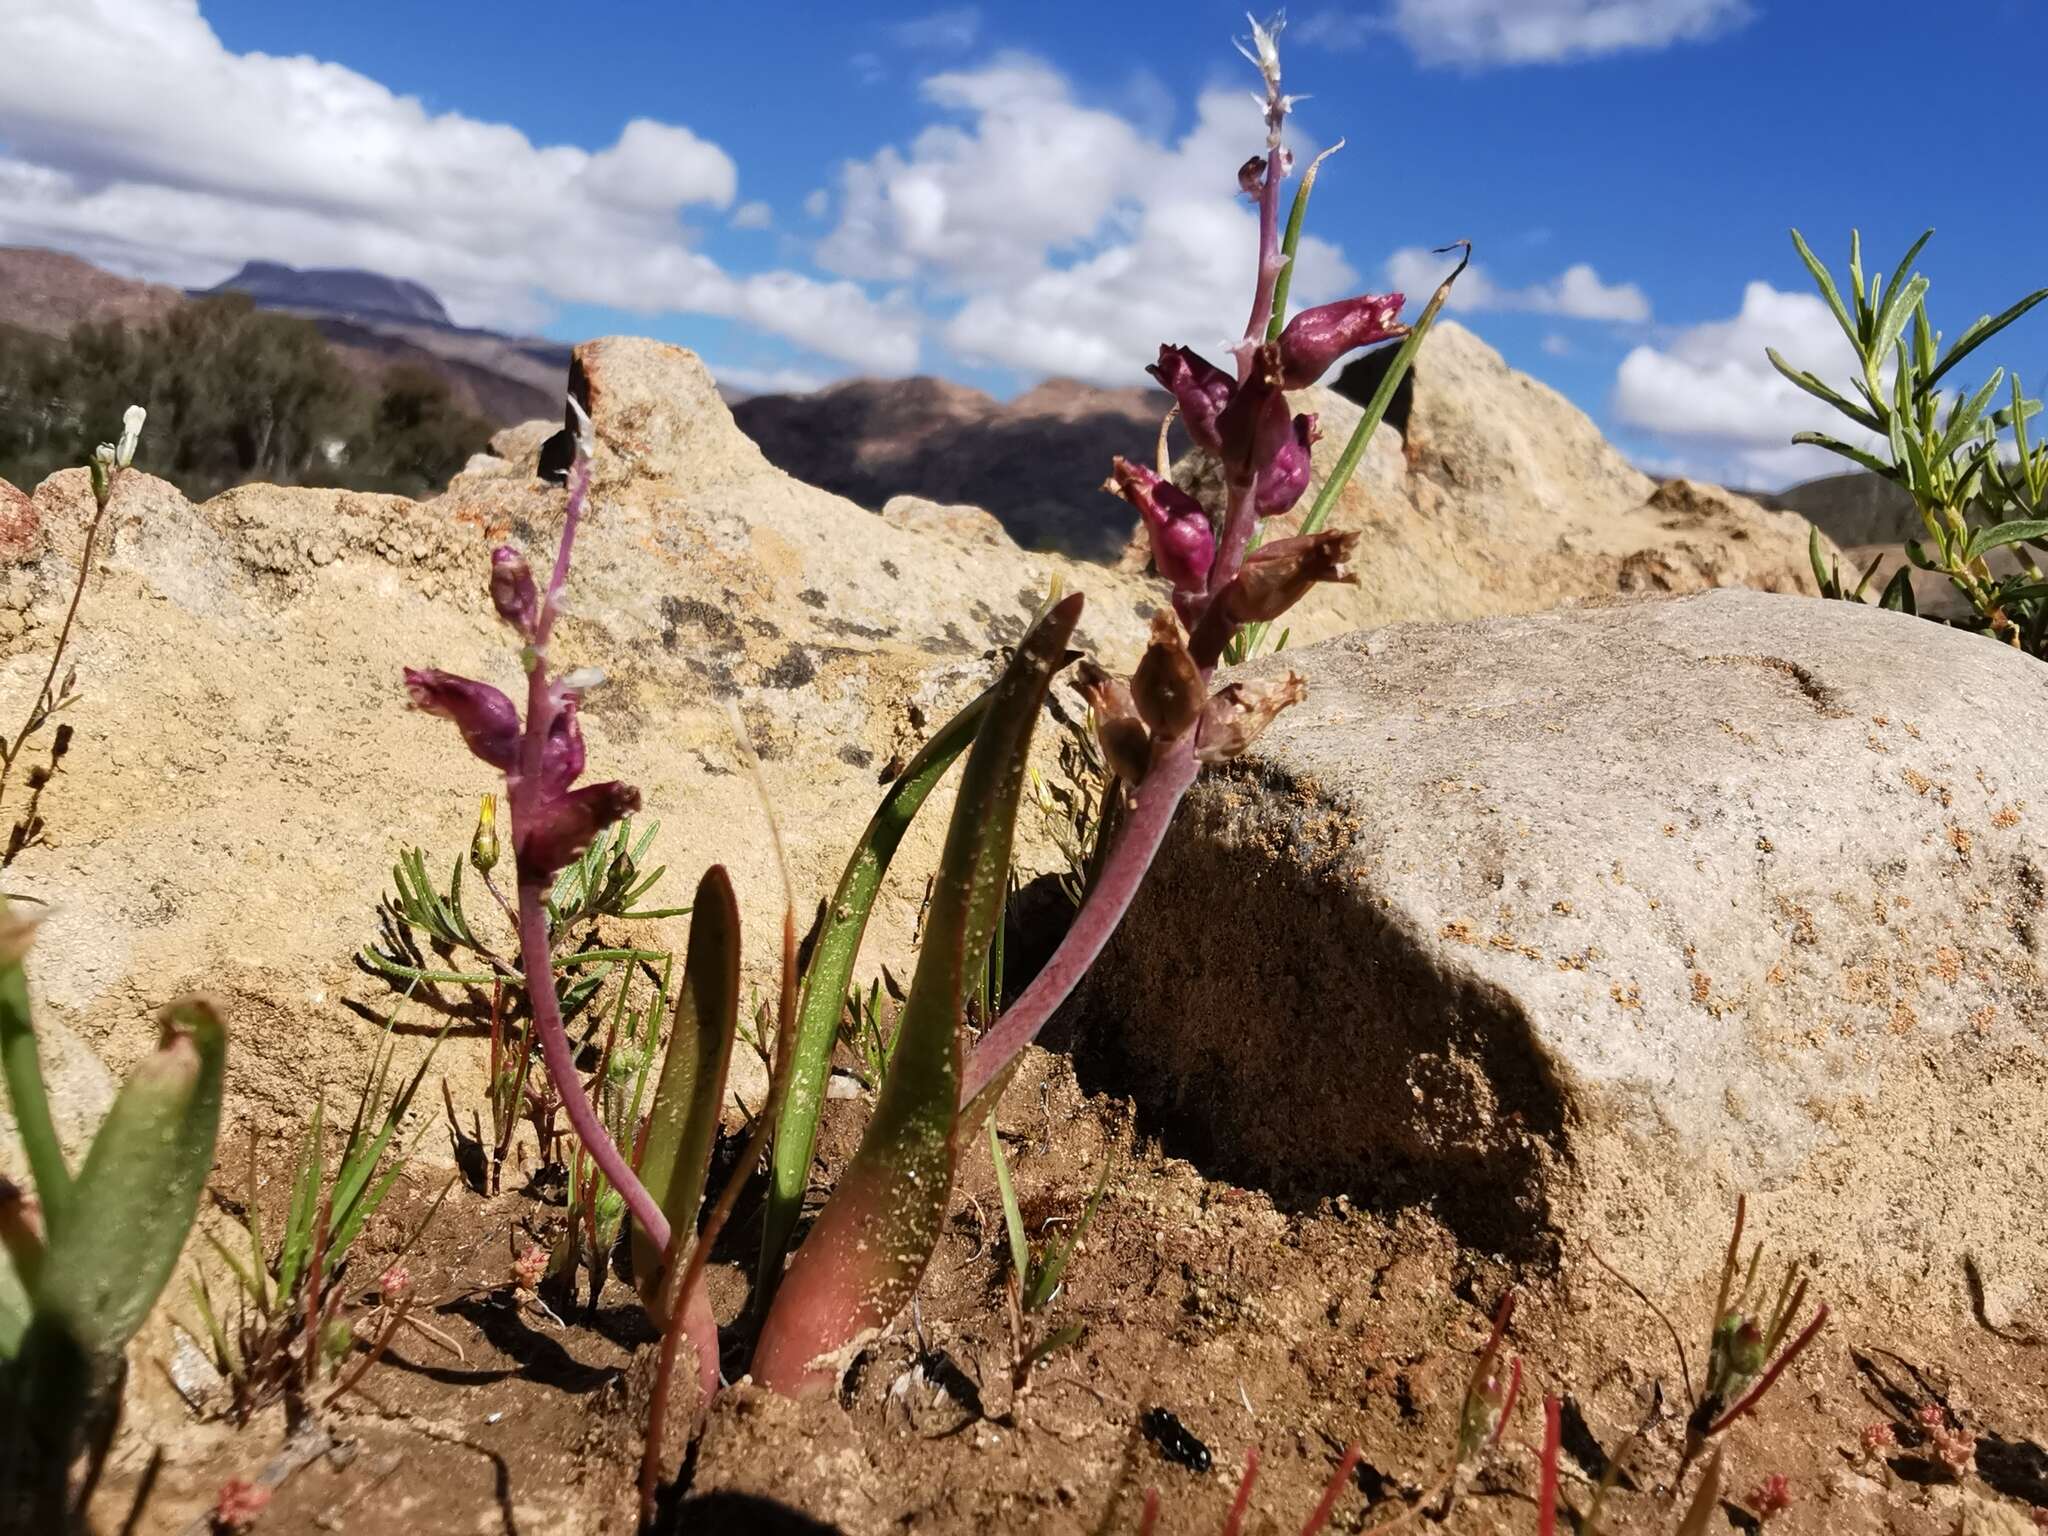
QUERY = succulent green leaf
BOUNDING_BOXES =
[1806,525,1834,596]
[1868,273,1930,392]
[751,594,1083,1395]
[1788,229,1858,352]
[1764,349,1883,435]
[1968,519,2048,561]
[1790,431,1895,481]
[632,865,740,1317]
[34,999,224,1364]
[1925,288,2048,393]
[758,683,995,1293]
[1878,566,1916,615]
[1674,1449,1727,1536]
[0,933,70,1233]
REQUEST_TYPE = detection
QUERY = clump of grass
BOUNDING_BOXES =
[186,1016,452,1423]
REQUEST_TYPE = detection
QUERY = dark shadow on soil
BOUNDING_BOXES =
[1065,759,1569,1260]
[657,1490,845,1534]
[380,1293,623,1394]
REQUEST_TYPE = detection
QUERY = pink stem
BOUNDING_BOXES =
[1536,1396,1562,1536]
[960,737,1197,1105]
[507,451,672,1254]
[961,76,1293,1106]
[1300,1443,1362,1536]
[1222,1446,1260,1536]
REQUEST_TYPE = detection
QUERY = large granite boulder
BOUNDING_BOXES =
[1083,588,2047,1322]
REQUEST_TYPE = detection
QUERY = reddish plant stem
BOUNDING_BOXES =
[1536,1396,1562,1536]
[960,89,1291,1107]
[1222,1445,1261,1536]
[507,453,672,1254]
[1300,1443,1362,1536]
[1704,1305,1829,1436]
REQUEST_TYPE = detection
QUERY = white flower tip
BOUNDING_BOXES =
[567,394,595,460]
[116,404,146,468]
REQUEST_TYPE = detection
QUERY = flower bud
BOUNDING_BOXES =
[404,667,521,769]
[469,793,500,875]
[517,780,641,877]
[1256,412,1318,518]
[1073,659,1152,784]
[1277,292,1407,389]
[1220,530,1359,624]
[490,546,539,636]
[1196,671,1306,763]
[378,1261,414,1302]
[1237,154,1267,197]
[1147,346,1235,458]
[116,404,146,469]
[1131,612,1204,742]
[511,1244,547,1292]
[1107,457,1214,593]
[1216,343,1290,486]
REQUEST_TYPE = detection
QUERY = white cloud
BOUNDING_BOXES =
[1386,246,1651,322]
[1613,280,1878,487]
[0,0,917,371]
[730,200,773,230]
[1389,0,1752,67]
[802,188,831,220]
[1541,333,1571,357]
[891,7,981,50]
[819,57,1357,385]
[704,360,835,396]
[1293,9,1378,50]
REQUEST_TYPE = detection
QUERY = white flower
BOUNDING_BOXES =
[116,404,146,468]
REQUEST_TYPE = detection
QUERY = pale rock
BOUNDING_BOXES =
[1083,588,2048,1316]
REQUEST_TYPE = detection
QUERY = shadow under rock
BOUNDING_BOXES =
[656,1490,846,1535]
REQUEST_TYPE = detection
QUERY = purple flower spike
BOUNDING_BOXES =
[1277,292,1408,389]
[517,780,642,877]
[1107,457,1215,593]
[490,546,539,636]
[403,667,521,770]
[541,693,586,795]
[1148,346,1236,457]
[1217,343,1291,486]
[1256,412,1318,518]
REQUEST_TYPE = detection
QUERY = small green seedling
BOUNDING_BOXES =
[987,1121,1111,1408]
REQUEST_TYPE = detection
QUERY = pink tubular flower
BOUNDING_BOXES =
[1256,412,1318,518]
[1277,291,1408,388]
[1216,343,1291,486]
[403,668,521,770]
[1108,457,1215,593]
[517,781,641,878]
[1148,346,1236,457]
[541,693,586,796]
[511,1244,548,1292]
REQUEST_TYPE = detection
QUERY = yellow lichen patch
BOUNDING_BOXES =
[1970,1004,1997,1034]
[1551,898,1574,915]
[1992,803,2023,829]
[1611,982,1643,1010]
[1948,825,1974,856]
[1931,946,1963,984]
[1903,767,1934,795]
[1440,919,1476,944]
[1689,971,1711,1004]
[1890,998,1918,1034]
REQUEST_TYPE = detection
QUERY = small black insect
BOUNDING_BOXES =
[1141,1407,1212,1473]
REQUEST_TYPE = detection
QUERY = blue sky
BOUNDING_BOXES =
[3,0,2043,487]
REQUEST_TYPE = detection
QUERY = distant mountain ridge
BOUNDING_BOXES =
[0,246,563,424]
[203,259,451,326]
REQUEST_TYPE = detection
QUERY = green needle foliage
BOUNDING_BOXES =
[0,904,226,1527]
[1774,228,2048,651]
[189,1013,449,1422]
